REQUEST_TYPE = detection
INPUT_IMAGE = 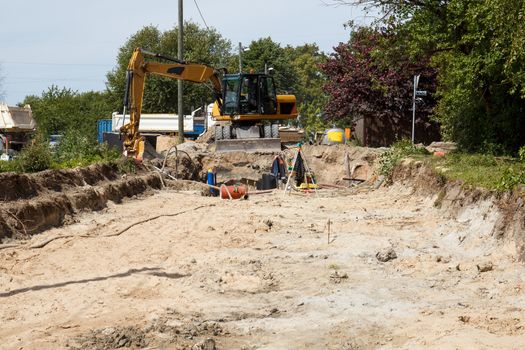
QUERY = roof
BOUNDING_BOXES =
[0,103,36,131]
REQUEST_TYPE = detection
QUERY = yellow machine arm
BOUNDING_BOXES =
[120,48,222,159]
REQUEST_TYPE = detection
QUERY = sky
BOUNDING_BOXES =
[0,0,373,105]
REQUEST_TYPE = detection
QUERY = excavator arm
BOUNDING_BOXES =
[120,48,222,159]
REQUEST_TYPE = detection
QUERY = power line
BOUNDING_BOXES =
[0,61,112,67]
[5,79,102,85]
[193,0,210,30]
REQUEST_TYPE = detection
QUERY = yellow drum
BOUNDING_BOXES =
[324,128,345,144]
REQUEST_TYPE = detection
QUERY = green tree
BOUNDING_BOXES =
[22,86,113,139]
[285,44,327,104]
[287,44,329,132]
[333,0,525,153]
[242,37,298,94]
[242,39,329,131]
[105,22,234,115]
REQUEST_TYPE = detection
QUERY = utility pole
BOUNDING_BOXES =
[178,0,184,144]
[238,42,243,73]
[412,74,420,144]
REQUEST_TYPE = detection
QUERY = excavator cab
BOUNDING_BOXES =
[222,74,277,116]
[214,72,297,152]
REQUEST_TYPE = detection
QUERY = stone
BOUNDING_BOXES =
[477,262,493,273]
[376,248,397,262]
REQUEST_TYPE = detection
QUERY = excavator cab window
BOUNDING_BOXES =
[222,75,241,115]
[240,75,259,114]
[222,73,278,115]
[259,76,277,115]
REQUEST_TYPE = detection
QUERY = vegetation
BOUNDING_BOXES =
[332,0,525,154]
[429,153,525,191]
[0,131,121,174]
[379,140,525,191]
[22,86,113,140]
[519,146,525,162]
[378,139,429,178]
[53,129,121,168]
[15,134,54,172]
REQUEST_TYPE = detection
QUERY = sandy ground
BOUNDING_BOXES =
[1,185,524,349]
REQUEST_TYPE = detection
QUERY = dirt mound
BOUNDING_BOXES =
[70,312,224,350]
[0,164,162,241]
[195,127,215,144]
[0,144,379,241]
[301,144,379,184]
[159,142,379,187]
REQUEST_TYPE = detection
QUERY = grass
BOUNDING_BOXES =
[380,140,525,191]
[413,152,525,191]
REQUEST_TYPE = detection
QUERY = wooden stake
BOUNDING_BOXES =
[327,219,331,244]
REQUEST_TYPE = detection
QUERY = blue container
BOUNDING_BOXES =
[207,169,217,196]
[97,119,113,144]
[193,124,206,135]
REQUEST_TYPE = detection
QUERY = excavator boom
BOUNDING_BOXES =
[120,48,222,159]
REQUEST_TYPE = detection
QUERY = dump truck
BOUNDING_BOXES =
[120,48,298,159]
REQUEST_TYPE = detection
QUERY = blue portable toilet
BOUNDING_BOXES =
[97,119,113,144]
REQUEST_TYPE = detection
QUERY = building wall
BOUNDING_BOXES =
[353,114,440,147]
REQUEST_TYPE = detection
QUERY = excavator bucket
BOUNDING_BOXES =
[215,138,282,153]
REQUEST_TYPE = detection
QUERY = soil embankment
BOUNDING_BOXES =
[0,163,162,241]
[393,159,525,260]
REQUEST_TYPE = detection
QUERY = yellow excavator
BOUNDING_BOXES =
[120,48,298,159]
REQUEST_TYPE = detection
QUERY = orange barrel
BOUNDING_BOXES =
[220,185,248,200]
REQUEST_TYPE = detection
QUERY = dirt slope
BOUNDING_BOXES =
[0,164,162,241]
[1,185,524,349]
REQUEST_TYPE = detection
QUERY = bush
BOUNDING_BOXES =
[0,130,123,174]
[0,160,18,173]
[55,129,99,162]
[519,146,525,162]
[379,139,429,177]
[16,134,54,172]
[115,157,137,174]
[497,167,525,191]
[54,129,121,169]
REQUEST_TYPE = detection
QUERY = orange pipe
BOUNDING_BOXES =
[220,185,247,200]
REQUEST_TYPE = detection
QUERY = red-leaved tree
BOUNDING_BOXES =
[321,27,439,146]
